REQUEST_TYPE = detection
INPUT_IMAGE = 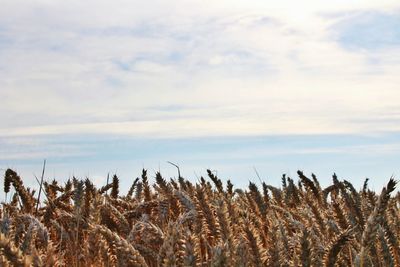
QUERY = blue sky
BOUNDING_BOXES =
[1,0,400,196]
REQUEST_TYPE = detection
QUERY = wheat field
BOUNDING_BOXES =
[0,168,399,266]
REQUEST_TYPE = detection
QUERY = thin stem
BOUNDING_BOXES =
[35,159,46,214]
[167,161,181,178]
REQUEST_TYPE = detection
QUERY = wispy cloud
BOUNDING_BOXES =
[0,1,400,137]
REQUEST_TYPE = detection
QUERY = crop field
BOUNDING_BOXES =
[0,168,399,266]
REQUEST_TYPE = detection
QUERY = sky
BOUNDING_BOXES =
[1,0,400,196]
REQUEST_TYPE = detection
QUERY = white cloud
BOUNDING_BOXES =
[0,0,400,138]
